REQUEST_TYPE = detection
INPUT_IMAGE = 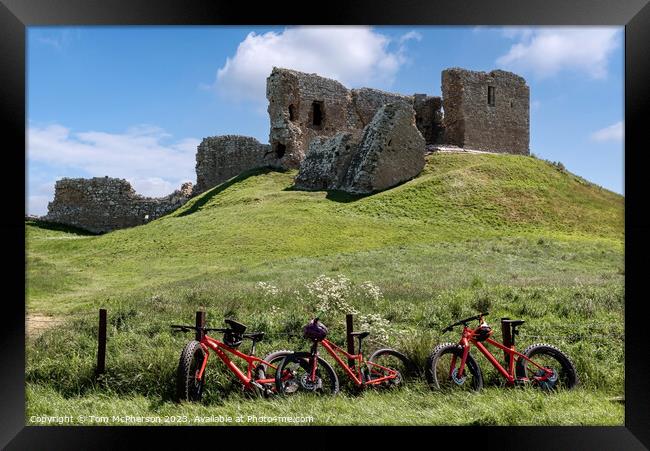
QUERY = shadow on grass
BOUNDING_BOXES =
[282,185,369,204]
[25,219,98,236]
[325,190,369,203]
[177,167,278,217]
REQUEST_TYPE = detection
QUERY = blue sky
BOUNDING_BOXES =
[27,26,624,216]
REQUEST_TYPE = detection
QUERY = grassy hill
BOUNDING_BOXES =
[25,152,624,425]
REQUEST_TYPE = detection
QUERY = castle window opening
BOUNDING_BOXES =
[312,101,323,126]
[275,143,286,159]
[289,104,296,121]
[488,86,495,106]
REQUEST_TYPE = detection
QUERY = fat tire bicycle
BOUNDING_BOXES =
[171,318,292,402]
[275,318,415,396]
[425,312,578,392]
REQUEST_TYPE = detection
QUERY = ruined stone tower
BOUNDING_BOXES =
[441,68,529,155]
[266,67,442,169]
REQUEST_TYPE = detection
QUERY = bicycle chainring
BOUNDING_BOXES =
[535,368,558,390]
[300,373,323,391]
[451,368,467,385]
[389,371,402,386]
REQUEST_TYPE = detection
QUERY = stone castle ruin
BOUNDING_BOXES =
[266,67,443,169]
[42,67,529,233]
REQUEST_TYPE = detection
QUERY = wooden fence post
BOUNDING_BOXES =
[501,318,512,367]
[195,310,206,341]
[96,308,107,375]
[346,313,355,369]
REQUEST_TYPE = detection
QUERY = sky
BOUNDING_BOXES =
[27,26,624,216]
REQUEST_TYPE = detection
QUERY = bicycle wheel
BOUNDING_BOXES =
[275,351,339,396]
[425,343,483,391]
[367,348,416,387]
[515,343,578,390]
[176,340,207,402]
[254,350,294,396]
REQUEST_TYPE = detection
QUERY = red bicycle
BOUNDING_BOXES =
[426,312,578,391]
[171,319,291,401]
[275,318,414,396]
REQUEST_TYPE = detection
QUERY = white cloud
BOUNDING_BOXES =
[34,29,80,51]
[27,124,199,216]
[399,31,422,44]
[591,121,624,142]
[496,27,620,79]
[213,26,418,104]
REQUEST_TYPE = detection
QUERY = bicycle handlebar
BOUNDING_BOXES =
[170,325,263,340]
[441,312,489,333]
[170,324,228,333]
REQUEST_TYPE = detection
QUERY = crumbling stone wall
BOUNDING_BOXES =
[294,131,362,191]
[442,68,529,154]
[342,103,426,193]
[350,88,412,127]
[413,94,443,144]
[295,102,425,194]
[267,68,356,169]
[44,177,193,233]
[194,135,279,194]
[267,67,441,169]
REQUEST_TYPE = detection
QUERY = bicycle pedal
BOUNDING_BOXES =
[249,381,266,395]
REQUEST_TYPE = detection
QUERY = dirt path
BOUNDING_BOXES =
[26,314,65,339]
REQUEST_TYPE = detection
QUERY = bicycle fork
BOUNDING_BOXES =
[451,338,471,380]
[309,341,320,382]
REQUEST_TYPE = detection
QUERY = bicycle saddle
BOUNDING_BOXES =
[225,318,247,334]
[501,319,525,327]
[244,332,265,342]
[351,331,370,339]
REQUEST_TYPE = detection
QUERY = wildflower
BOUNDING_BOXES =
[256,281,279,298]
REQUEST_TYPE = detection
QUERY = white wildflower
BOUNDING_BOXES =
[256,281,279,299]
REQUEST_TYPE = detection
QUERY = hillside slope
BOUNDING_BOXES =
[27,152,623,311]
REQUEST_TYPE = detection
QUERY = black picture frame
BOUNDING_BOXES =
[3,0,648,448]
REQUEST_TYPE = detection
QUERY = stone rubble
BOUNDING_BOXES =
[296,102,426,194]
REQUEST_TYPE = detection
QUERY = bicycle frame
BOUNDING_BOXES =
[455,325,553,385]
[195,334,278,390]
[315,338,399,386]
